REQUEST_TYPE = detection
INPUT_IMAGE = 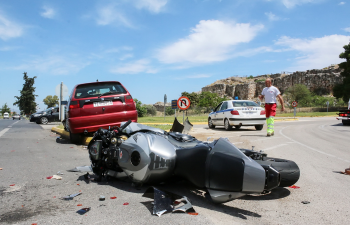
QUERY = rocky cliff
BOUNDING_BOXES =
[202,65,343,100]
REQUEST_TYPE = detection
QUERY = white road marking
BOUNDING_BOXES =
[262,144,288,151]
[251,137,281,142]
[280,126,350,163]
[0,128,10,138]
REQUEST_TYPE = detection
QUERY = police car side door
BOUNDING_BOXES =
[211,102,223,125]
[216,102,228,125]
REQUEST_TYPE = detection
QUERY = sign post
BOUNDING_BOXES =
[164,94,167,121]
[326,101,329,113]
[56,83,69,121]
[177,96,191,124]
[292,101,298,118]
[171,100,178,118]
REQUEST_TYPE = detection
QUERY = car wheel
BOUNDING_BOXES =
[234,125,241,129]
[255,125,264,130]
[208,118,215,129]
[224,119,232,131]
[40,117,48,124]
[70,131,82,144]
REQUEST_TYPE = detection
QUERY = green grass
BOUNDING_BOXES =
[276,111,338,117]
[138,116,208,123]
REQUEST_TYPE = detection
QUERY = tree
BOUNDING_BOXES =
[333,42,350,102]
[1,103,11,115]
[285,84,311,104]
[134,98,147,117]
[144,105,157,116]
[165,106,175,115]
[181,91,199,108]
[13,72,38,115]
[43,95,59,108]
[198,91,227,112]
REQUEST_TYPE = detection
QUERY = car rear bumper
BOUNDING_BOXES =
[229,118,265,126]
[337,117,350,120]
[68,110,138,133]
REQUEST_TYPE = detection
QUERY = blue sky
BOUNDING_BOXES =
[1,0,350,112]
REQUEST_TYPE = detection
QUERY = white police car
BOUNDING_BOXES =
[208,100,266,131]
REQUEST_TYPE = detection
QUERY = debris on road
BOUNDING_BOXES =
[142,186,196,217]
[77,204,82,206]
[0,168,3,170]
[301,201,310,204]
[61,192,82,200]
[9,184,15,186]
[57,171,64,175]
[67,166,92,172]
[99,195,105,201]
[46,175,62,180]
[77,207,91,215]
[289,185,300,189]
[123,202,129,205]
[84,172,94,182]
[110,196,117,199]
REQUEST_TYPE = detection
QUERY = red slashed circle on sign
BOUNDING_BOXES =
[291,101,298,107]
[177,96,191,110]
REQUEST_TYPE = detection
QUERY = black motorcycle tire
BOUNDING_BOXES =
[255,157,300,187]
[70,131,81,144]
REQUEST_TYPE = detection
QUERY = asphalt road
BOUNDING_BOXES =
[0,117,349,224]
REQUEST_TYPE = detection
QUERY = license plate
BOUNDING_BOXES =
[93,101,113,107]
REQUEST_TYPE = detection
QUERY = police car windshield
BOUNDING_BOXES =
[232,101,259,107]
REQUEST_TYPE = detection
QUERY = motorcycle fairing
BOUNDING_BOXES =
[121,122,165,134]
[118,132,177,184]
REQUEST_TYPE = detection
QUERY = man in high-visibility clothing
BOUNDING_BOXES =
[259,78,285,137]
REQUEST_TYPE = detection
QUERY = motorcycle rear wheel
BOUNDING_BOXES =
[255,157,300,187]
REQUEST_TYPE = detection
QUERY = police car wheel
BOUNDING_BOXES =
[208,118,215,129]
[224,119,232,131]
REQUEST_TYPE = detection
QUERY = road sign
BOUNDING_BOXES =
[177,96,191,110]
[171,100,178,109]
[61,101,68,105]
[55,84,69,98]
[291,101,298,108]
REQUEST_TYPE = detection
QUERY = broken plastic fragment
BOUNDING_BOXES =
[77,207,90,215]
[67,166,92,172]
[57,171,64,175]
[188,212,199,215]
[123,203,129,205]
[52,175,62,180]
[0,168,3,170]
[11,150,15,152]
[110,196,117,199]
[77,204,82,206]
[9,184,15,186]
[301,201,310,204]
[61,192,81,200]
[46,176,53,179]
[99,195,105,201]
[77,184,80,186]
[289,185,300,189]
[142,186,196,217]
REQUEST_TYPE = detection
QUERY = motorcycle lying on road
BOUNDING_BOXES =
[88,120,300,204]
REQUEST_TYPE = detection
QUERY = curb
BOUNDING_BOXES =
[51,127,92,146]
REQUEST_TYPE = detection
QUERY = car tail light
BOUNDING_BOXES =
[340,113,348,117]
[69,101,80,109]
[260,110,266,115]
[230,110,239,115]
[125,95,134,104]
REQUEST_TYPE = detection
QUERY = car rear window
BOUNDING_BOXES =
[232,101,259,107]
[74,82,127,99]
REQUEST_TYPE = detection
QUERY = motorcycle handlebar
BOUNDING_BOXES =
[119,120,132,131]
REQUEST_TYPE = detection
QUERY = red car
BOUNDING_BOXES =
[65,81,137,143]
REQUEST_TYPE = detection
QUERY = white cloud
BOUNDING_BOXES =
[339,2,346,5]
[274,0,323,8]
[119,54,134,60]
[265,12,280,21]
[41,6,56,19]
[275,35,350,70]
[157,20,264,64]
[95,4,133,27]
[134,0,168,13]
[0,14,23,40]
[110,59,157,74]
[343,27,350,32]
[13,55,90,75]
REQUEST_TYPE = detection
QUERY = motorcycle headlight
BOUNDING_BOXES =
[89,140,102,160]
[111,137,117,145]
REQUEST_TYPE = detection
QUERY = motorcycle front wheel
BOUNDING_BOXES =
[255,157,300,187]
